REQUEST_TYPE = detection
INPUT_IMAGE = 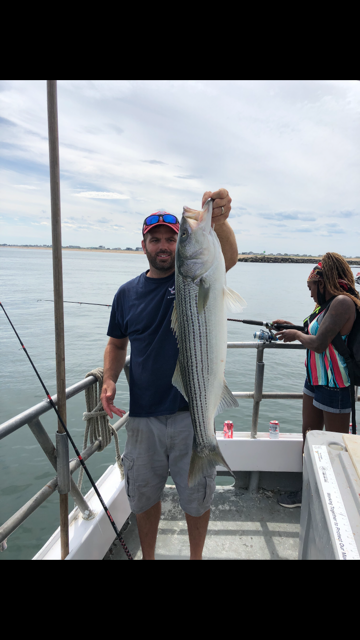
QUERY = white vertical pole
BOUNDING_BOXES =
[46,80,69,559]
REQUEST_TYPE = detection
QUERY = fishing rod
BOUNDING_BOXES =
[227,318,305,331]
[0,301,133,560]
[227,318,305,343]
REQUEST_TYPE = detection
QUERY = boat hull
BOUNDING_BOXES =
[33,465,131,560]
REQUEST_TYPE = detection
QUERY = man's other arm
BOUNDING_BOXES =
[101,336,129,418]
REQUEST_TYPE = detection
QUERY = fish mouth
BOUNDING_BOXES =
[183,198,212,230]
[183,208,201,230]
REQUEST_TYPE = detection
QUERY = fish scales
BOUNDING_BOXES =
[171,199,246,486]
[178,285,211,445]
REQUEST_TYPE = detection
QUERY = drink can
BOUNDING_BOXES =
[269,420,279,439]
[349,423,357,434]
[223,420,234,439]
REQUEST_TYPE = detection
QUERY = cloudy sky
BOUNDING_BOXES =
[1,80,359,255]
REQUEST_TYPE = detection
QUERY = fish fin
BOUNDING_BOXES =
[172,359,188,401]
[188,440,234,487]
[171,301,178,338]
[215,379,239,416]
[198,280,210,314]
[224,286,247,314]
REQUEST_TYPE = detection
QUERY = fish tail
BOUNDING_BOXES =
[188,441,234,488]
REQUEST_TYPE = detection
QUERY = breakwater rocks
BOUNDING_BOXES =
[238,255,360,265]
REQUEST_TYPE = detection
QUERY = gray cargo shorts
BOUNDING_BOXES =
[122,411,216,517]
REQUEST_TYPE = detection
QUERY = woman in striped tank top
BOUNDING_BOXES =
[273,253,360,508]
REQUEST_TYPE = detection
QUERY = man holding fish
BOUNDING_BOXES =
[101,188,243,560]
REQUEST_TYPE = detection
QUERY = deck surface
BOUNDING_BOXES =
[104,484,301,560]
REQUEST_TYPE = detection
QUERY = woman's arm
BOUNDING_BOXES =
[275,296,355,353]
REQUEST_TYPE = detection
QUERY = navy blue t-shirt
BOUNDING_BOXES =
[107,271,188,417]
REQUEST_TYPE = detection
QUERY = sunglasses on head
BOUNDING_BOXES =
[143,213,179,227]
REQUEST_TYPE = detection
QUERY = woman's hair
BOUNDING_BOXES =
[321,252,360,310]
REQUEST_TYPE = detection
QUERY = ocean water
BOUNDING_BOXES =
[0,247,358,559]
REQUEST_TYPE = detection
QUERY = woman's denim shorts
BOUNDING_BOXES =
[304,378,351,413]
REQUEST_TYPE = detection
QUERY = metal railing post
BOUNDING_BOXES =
[28,418,95,519]
[0,478,58,545]
[251,345,265,439]
[47,79,69,559]
[56,432,71,494]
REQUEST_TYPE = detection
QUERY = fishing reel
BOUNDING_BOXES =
[253,328,279,343]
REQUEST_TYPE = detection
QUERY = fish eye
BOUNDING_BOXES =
[181,231,187,237]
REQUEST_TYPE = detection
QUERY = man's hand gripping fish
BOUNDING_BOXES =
[171,199,246,486]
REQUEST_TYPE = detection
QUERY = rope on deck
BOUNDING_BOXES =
[78,367,124,490]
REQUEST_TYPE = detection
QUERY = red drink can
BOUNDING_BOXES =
[223,420,234,439]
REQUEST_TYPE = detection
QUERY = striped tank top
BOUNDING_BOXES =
[305,307,350,388]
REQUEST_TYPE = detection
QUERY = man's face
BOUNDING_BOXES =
[142,225,178,276]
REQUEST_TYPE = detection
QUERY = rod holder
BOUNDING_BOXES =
[56,431,70,494]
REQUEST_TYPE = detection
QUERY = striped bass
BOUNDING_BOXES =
[171,199,246,486]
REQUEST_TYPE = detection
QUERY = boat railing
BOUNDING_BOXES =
[0,342,358,550]
[230,341,307,437]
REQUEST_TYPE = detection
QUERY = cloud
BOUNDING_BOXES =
[74,192,130,199]
[231,207,248,216]
[14,184,39,190]
[108,125,124,136]
[322,224,346,234]
[260,211,317,222]
[330,210,359,219]
[174,175,202,180]
[142,160,167,165]
[1,80,359,253]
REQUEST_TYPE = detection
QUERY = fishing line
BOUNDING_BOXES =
[38,300,111,307]
[0,301,133,560]
[38,302,305,331]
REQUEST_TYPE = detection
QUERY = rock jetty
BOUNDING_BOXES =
[237,254,360,265]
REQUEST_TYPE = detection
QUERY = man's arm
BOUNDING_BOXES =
[101,336,129,418]
[202,188,238,271]
[214,220,239,272]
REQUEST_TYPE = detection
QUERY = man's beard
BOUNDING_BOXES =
[145,249,175,274]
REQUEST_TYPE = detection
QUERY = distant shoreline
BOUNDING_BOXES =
[1,246,360,265]
[0,245,142,255]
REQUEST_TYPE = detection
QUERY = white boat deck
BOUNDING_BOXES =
[104,483,301,560]
[33,432,303,560]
